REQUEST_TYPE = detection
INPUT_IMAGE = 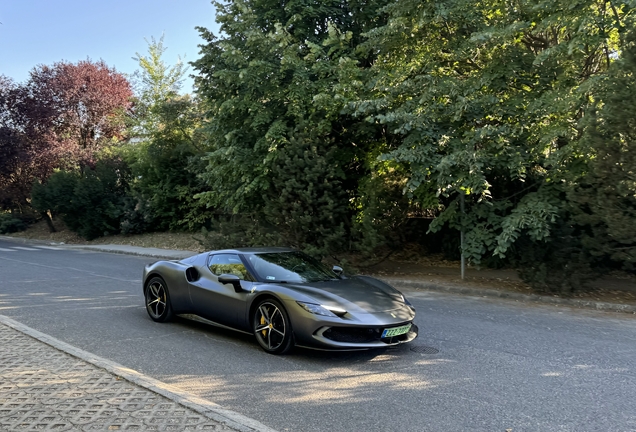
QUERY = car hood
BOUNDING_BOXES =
[282,276,406,313]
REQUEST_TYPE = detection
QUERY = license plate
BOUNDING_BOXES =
[382,324,411,338]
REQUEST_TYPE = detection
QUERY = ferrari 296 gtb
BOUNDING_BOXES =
[143,247,418,354]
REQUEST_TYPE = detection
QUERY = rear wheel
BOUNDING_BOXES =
[145,277,173,322]
[253,299,293,354]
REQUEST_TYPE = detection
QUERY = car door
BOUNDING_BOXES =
[189,253,253,328]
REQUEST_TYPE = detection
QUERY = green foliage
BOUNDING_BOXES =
[31,159,131,240]
[31,171,77,216]
[513,216,598,293]
[130,35,188,138]
[261,132,348,257]
[353,0,634,268]
[121,37,209,234]
[569,28,636,271]
[197,215,281,251]
[0,213,27,234]
[514,27,636,290]
[493,190,560,258]
[192,0,396,256]
[122,96,209,232]
[351,159,414,258]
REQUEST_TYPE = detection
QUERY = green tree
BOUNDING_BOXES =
[570,29,636,270]
[130,35,188,138]
[193,0,395,256]
[122,96,208,232]
[122,36,207,233]
[261,130,348,256]
[353,0,633,266]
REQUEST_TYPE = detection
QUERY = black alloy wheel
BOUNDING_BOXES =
[253,298,293,354]
[145,277,174,322]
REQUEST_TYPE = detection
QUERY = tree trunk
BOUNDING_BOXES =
[42,212,56,233]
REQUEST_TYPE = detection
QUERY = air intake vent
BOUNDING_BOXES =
[185,267,200,282]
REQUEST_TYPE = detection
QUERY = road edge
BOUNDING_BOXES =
[386,279,636,314]
[0,314,278,432]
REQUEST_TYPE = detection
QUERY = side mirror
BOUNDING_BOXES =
[332,265,343,277]
[218,274,243,292]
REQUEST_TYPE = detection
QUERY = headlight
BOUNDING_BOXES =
[297,302,346,317]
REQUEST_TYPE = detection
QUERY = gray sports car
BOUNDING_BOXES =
[143,247,418,354]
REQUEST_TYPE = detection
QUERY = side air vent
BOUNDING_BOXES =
[185,267,200,282]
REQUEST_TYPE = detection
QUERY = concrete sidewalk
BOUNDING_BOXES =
[0,315,276,432]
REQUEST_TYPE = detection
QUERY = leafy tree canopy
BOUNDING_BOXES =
[130,35,189,138]
[27,59,133,167]
[193,0,399,255]
[353,0,634,265]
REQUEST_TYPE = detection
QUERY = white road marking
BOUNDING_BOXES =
[0,248,16,252]
[34,246,63,250]
[11,247,40,251]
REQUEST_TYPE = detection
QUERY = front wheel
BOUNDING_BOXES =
[145,276,173,322]
[253,299,293,354]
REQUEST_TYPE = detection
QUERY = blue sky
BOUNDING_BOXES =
[0,0,219,92]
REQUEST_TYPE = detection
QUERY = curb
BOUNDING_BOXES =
[63,244,195,260]
[384,278,636,314]
[0,235,65,246]
[0,314,278,432]
[0,235,196,260]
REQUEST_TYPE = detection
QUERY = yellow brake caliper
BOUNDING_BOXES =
[261,314,267,337]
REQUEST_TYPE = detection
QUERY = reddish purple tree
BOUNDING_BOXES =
[27,59,133,167]
[0,75,52,211]
[0,61,133,213]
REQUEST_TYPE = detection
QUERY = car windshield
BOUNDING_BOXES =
[247,251,336,283]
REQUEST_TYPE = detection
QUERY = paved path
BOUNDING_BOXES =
[0,317,274,432]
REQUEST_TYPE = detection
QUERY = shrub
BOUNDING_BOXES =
[31,158,131,240]
[0,213,27,234]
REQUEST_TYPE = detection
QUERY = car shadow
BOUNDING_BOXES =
[170,313,414,363]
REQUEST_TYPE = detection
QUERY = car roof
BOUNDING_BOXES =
[209,247,296,255]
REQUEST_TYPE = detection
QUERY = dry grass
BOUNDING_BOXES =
[11,219,205,252]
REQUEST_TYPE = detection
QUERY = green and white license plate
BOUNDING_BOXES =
[382,323,411,338]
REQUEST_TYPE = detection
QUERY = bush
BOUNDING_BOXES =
[512,216,600,294]
[196,214,283,251]
[31,158,131,240]
[350,166,413,259]
[0,213,27,234]
[567,30,636,272]
[122,96,211,233]
[259,134,349,258]
[119,195,156,235]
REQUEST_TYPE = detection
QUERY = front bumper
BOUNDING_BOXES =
[311,323,419,349]
[284,299,419,350]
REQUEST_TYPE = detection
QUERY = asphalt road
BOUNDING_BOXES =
[1,238,635,432]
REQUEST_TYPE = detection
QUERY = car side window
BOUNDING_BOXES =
[208,254,251,281]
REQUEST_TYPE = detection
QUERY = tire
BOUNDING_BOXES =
[253,298,294,354]
[145,276,174,322]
